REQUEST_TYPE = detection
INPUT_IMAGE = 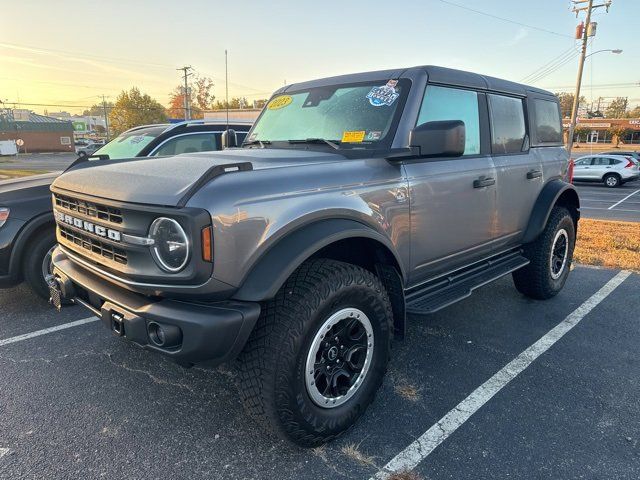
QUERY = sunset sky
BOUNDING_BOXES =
[1,0,638,115]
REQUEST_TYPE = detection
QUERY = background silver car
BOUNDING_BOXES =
[573,154,640,187]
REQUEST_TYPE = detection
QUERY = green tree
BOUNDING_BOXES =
[555,92,585,118]
[108,88,167,135]
[624,105,640,118]
[605,97,628,118]
[573,125,591,146]
[211,97,248,110]
[82,102,114,117]
[608,125,633,147]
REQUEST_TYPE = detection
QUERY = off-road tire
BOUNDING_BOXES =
[237,258,393,447]
[603,173,620,188]
[513,206,575,300]
[23,230,57,300]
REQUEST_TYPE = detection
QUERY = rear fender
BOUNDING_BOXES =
[522,180,580,244]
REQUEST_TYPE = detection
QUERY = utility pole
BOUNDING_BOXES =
[177,66,193,120]
[101,95,110,141]
[567,0,612,154]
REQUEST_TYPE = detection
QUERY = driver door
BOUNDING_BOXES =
[405,85,497,284]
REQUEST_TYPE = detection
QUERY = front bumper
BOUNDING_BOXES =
[50,248,261,366]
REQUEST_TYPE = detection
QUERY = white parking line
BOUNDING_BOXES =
[581,206,640,213]
[0,317,98,348]
[371,270,631,480]
[608,189,640,210]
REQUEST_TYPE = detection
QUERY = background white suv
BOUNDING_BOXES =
[573,154,640,187]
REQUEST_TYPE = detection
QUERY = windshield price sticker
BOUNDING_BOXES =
[366,80,399,107]
[341,130,366,143]
[267,95,293,110]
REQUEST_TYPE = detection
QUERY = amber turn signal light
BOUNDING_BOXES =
[201,226,212,262]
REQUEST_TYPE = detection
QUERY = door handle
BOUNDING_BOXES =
[526,169,542,179]
[473,176,495,188]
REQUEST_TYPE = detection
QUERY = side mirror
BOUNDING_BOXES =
[409,120,465,158]
[221,129,237,149]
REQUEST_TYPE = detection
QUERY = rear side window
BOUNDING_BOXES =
[417,85,480,156]
[488,94,526,154]
[533,99,562,144]
[592,157,612,166]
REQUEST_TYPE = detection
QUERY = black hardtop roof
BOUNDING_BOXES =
[282,65,555,99]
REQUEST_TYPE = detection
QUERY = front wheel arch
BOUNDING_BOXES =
[233,219,405,302]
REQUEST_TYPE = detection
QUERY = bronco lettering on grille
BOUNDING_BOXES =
[54,210,122,242]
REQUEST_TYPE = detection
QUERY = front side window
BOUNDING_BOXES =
[574,158,590,166]
[152,133,218,156]
[248,79,409,148]
[417,85,480,155]
[533,99,562,144]
[489,94,527,154]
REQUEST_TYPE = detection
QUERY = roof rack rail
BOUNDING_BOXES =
[121,123,169,135]
[163,119,253,133]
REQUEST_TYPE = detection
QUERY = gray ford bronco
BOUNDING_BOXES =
[48,65,579,446]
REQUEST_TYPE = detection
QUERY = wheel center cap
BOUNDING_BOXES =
[327,346,339,361]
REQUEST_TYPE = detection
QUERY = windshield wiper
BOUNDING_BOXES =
[288,138,340,150]
[242,139,271,148]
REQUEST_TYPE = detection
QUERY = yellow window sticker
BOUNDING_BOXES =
[267,95,293,110]
[341,130,366,143]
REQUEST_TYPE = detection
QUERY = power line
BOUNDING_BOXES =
[435,0,573,38]
[521,47,581,84]
[520,45,579,83]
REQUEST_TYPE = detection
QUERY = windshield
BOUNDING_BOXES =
[93,128,163,159]
[247,79,409,148]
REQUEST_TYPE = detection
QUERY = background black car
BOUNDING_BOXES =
[0,120,251,299]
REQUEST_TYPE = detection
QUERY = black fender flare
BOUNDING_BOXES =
[522,180,580,244]
[233,218,405,302]
[7,211,55,279]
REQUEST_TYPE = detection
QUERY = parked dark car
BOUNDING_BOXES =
[0,120,251,298]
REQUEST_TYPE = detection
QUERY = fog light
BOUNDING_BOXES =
[147,322,182,348]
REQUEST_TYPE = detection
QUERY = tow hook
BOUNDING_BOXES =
[111,312,125,337]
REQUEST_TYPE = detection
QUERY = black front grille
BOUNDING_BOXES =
[59,225,127,265]
[54,193,123,224]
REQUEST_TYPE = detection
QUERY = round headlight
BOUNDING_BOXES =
[149,217,190,272]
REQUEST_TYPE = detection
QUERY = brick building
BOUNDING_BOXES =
[563,117,640,146]
[0,109,75,153]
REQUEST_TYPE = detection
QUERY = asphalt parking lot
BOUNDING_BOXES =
[0,153,76,173]
[574,181,640,222]
[1,266,638,480]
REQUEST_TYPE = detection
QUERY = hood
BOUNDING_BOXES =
[0,172,59,195]
[51,149,345,206]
